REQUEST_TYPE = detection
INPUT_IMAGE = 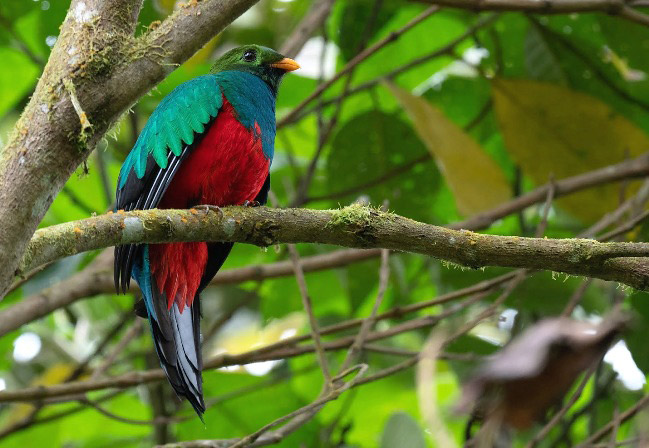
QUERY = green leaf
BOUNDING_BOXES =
[380,412,426,448]
[387,81,511,216]
[0,47,39,119]
[492,78,649,222]
[524,23,567,84]
[332,0,401,61]
[325,109,440,223]
[625,291,649,372]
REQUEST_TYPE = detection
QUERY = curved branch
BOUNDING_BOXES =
[5,153,649,333]
[0,0,260,296]
[16,205,649,290]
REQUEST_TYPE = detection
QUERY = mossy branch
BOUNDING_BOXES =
[16,204,649,292]
[0,0,259,298]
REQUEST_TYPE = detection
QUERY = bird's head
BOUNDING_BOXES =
[210,45,300,94]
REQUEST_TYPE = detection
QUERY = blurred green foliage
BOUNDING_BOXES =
[2,0,649,446]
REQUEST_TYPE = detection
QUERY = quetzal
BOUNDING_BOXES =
[113,45,299,417]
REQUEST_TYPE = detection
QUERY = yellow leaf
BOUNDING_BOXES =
[385,81,511,216]
[212,312,306,356]
[492,79,649,222]
[4,363,82,425]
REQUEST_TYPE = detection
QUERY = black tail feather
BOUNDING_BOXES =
[149,282,205,417]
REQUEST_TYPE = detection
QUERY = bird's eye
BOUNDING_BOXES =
[242,50,256,62]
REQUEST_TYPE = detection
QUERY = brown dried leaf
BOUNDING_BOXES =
[457,313,628,430]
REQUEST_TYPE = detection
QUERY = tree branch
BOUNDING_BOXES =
[279,0,335,58]
[16,205,649,291]
[5,152,648,333]
[0,272,519,404]
[0,0,260,297]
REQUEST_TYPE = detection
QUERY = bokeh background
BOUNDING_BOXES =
[2,0,649,446]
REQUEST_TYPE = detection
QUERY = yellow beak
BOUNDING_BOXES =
[270,57,300,72]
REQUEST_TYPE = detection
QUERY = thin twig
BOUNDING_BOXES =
[277,6,439,129]
[95,148,114,207]
[91,319,143,379]
[583,178,649,238]
[561,278,594,317]
[599,208,649,242]
[288,244,332,385]
[527,363,599,447]
[220,365,368,448]
[417,330,457,448]
[339,248,390,373]
[575,394,649,446]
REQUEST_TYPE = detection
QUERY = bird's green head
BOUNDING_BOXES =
[210,45,300,94]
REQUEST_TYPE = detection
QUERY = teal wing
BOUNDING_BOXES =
[115,74,224,293]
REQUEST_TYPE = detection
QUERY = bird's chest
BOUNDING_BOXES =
[160,100,270,208]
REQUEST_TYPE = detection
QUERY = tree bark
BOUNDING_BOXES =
[0,0,259,297]
[16,205,649,291]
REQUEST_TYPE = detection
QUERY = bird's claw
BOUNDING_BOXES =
[242,200,261,207]
[194,204,224,217]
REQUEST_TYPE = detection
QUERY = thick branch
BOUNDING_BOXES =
[17,205,649,290]
[0,0,259,297]
[5,153,649,331]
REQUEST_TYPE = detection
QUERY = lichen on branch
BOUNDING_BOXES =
[15,204,649,293]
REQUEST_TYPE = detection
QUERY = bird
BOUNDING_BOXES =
[113,45,299,418]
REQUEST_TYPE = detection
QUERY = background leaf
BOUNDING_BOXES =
[386,81,511,216]
[380,411,426,448]
[492,78,649,222]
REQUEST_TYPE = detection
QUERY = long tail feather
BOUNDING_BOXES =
[132,245,205,418]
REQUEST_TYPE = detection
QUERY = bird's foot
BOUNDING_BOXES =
[242,200,261,207]
[194,204,224,217]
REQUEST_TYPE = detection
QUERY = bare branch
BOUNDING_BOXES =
[280,0,336,58]
[288,244,332,385]
[339,249,390,372]
[0,287,499,403]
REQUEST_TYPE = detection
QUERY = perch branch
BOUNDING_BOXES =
[16,206,649,290]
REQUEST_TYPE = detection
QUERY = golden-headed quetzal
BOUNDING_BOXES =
[113,45,299,417]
